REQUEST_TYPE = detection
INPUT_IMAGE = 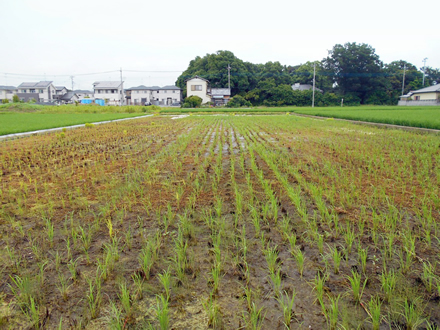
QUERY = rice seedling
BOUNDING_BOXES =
[202,291,221,328]
[56,273,71,302]
[346,269,367,303]
[368,296,382,330]
[118,281,132,317]
[328,245,342,275]
[292,247,305,277]
[276,290,296,328]
[400,298,426,330]
[155,294,170,330]
[157,268,172,300]
[380,268,396,303]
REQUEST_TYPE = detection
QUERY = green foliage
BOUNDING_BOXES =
[182,95,203,108]
[226,95,251,108]
[323,42,385,104]
[2,99,9,104]
[12,94,20,103]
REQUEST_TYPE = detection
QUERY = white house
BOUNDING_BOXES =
[93,81,124,105]
[127,85,182,106]
[186,76,211,104]
[399,85,440,106]
[157,86,182,106]
[0,86,17,102]
[16,81,57,102]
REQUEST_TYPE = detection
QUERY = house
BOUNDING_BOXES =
[157,86,182,106]
[127,85,182,106]
[398,85,440,106]
[292,83,323,93]
[186,76,211,104]
[55,86,68,95]
[211,88,231,106]
[59,92,79,104]
[74,90,94,100]
[186,76,231,105]
[93,81,124,106]
[0,86,17,102]
[16,81,57,102]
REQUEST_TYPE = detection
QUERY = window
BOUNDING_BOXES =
[415,96,420,100]
[163,90,167,93]
[157,91,159,93]
[111,90,115,93]
[173,90,176,93]
[22,89,27,93]
[30,89,35,93]
[39,89,43,93]
[191,85,202,91]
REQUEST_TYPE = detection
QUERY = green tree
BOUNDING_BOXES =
[226,95,251,108]
[12,94,20,103]
[424,67,440,85]
[384,60,420,104]
[176,50,252,95]
[323,42,386,104]
[290,61,333,91]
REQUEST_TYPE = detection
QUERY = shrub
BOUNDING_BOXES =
[12,95,20,103]
[226,95,251,108]
[2,99,9,104]
[182,96,203,108]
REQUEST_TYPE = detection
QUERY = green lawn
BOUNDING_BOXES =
[293,106,440,130]
[0,113,148,135]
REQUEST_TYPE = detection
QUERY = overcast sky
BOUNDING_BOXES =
[1,0,438,90]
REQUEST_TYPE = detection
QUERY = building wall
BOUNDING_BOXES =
[157,89,181,105]
[94,88,124,105]
[131,90,154,105]
[186,78,210,103]
[411,92,440,101]
[0,90,16,101]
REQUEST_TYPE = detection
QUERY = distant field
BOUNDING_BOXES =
[293,106,440,130]
[0,113,148,135]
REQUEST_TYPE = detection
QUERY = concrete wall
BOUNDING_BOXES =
[398,100,440,106]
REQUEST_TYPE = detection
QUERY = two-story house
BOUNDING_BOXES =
[93,81,124,105]
[186,76,231,105]
[0,86,17,102]
[186,76,211,104]
[127,85,182,106]
[16,81,57,102]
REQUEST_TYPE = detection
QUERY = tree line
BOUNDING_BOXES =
[175,43,440,106]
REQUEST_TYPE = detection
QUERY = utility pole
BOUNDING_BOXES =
[401,65,406,96]
[422,58,428,86]
[312,63,316,107]
[120,67,123,106]
[227,64,231,91]
[70,76,74,91]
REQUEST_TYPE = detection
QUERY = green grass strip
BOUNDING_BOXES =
[0,113,147,135]
[293,107,440,130]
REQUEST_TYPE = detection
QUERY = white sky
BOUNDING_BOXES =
[1,0,439,90]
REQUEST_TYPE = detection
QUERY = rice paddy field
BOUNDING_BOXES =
[0,114,439,329]
[293,106,440,130]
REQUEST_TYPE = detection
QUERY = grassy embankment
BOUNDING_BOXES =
[293,106,440,130]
